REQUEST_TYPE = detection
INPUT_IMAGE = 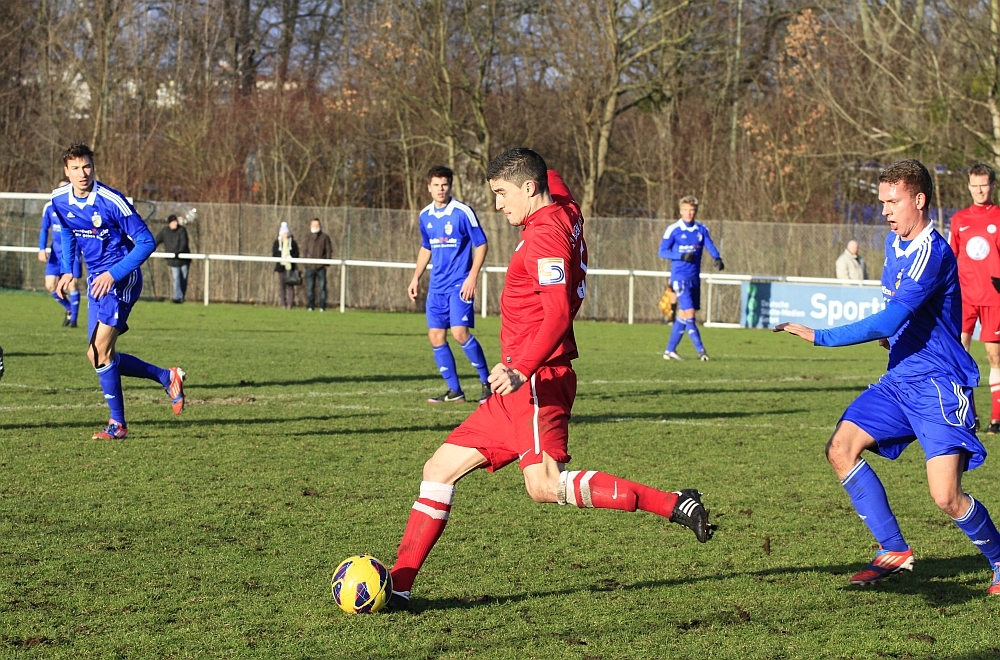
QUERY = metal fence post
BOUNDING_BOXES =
[627,271,635,325]
[340,262,347,313]
[203,257,210,306]
[481,270,488,319]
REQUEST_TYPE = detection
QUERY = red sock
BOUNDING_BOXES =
[390,481,454,593]
[560,470,678,518]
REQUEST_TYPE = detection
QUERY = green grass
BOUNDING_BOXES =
[2,290,1000,659]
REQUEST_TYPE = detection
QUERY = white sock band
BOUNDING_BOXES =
[418,481,454,505]
[990,369,1000,391]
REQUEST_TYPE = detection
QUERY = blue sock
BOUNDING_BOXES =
[432,344,462,393]
[685,319,706,353]
[51,290,71,312]
[666,320,685,352]
[69,290,80,322]
[954,495,1000,564]
[841,460,908,551]
[118,353,170,388]
[460,336,490,382]
[95,354,126,425]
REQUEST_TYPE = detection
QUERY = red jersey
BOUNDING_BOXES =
[500,171,588,378]
[949,203,1000,305]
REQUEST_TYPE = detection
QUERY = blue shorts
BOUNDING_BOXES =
[841,375,986,471]
[45,251,82,279]
[671,278,701,311]
[426,288,475,330]
[87,270,143,339]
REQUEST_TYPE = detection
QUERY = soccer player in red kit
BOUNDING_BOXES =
[950,163,1000,433]
[385,148,714,612]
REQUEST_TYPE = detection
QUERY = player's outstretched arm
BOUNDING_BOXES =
[775,304,911,347]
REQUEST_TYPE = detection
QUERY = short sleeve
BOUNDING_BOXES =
[526,225,572,294]
[464,209,487,246]
[892,243,943,313]
[419,215,431,250]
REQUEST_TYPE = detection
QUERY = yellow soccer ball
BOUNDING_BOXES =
[331,554,392,614]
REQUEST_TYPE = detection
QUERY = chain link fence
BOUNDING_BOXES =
[1,197,891,324]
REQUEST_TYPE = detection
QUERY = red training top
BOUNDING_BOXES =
[500,170,588,378]
[949,203,1000,305]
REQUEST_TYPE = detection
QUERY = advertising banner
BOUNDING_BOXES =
[740,281,885,329]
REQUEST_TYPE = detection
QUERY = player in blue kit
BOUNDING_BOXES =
[37,178,82,327]
[51,143,186,440]
[407,166,490,404]
[658,195,724,361]
[776,159,1000,595]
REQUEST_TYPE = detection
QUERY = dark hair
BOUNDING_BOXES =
[427,165,453,184]
[167,214,179,223]
[879,159,932,202]
[486,148,548,195]
[62,142,94,166]
[970,163,996,185]
[310,217,321,223]
[56,178,69,187]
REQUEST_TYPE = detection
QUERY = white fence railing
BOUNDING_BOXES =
[0,245,881,326]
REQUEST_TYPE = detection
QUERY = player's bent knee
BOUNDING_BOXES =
[522,470,559,504]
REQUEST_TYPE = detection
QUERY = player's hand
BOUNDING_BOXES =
[37,250,48,263]
[991,276,1000,294]
[54,273,74,300]
[773,322,815,343]
[715,258,725,271]
[459,274,477,302]
[488,363,526,396]
[407,277,419,302]
[878,338,890,350]
[680,253,697,263]
[89,271,116,299]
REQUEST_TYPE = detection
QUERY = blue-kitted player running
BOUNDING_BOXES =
[51,142,186,440]
[776,159,1000,595]
[658,195,724,361]
[37,178,82,328]
[408,165,491,404]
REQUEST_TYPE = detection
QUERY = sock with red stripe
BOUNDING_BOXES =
[390,481,454,593]
[557,470,678,517]
[990,368,1000,422]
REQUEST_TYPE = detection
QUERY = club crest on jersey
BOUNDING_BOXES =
[538,258,566,285]
[967,236,990,261]
[444,221,453,236]
[895,268,904,289]
[92,212,102,228]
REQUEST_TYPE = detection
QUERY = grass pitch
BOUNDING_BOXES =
[1,290,1000,659]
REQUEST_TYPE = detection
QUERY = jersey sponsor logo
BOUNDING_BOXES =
[966,236,990,261]
[537,258,565,285]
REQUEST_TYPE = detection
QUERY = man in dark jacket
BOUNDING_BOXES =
[302,218,334,311]
[155,215,191,303]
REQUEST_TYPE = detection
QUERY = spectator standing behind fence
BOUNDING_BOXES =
[302,218,333,312]
[949,163,1000,434]
[272,222,300,309]
[155,214,192,303]
[835,240,867,280]
[658,195,724,361]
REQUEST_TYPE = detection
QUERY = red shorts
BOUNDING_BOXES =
[446,365,576,471]
[962,302,1000,341]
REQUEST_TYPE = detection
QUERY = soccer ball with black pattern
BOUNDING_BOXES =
[331,554,392,614]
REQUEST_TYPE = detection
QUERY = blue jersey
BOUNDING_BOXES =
[50,181,156,282]
[881,223,979,387]
[38,201,63,255]
[658,219,721,282]
[419,198,487,294]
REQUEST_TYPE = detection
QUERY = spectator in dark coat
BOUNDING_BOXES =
[302,218,334,311]
[155,214,192,303]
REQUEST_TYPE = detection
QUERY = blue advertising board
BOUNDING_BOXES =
[740,281,885,329]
